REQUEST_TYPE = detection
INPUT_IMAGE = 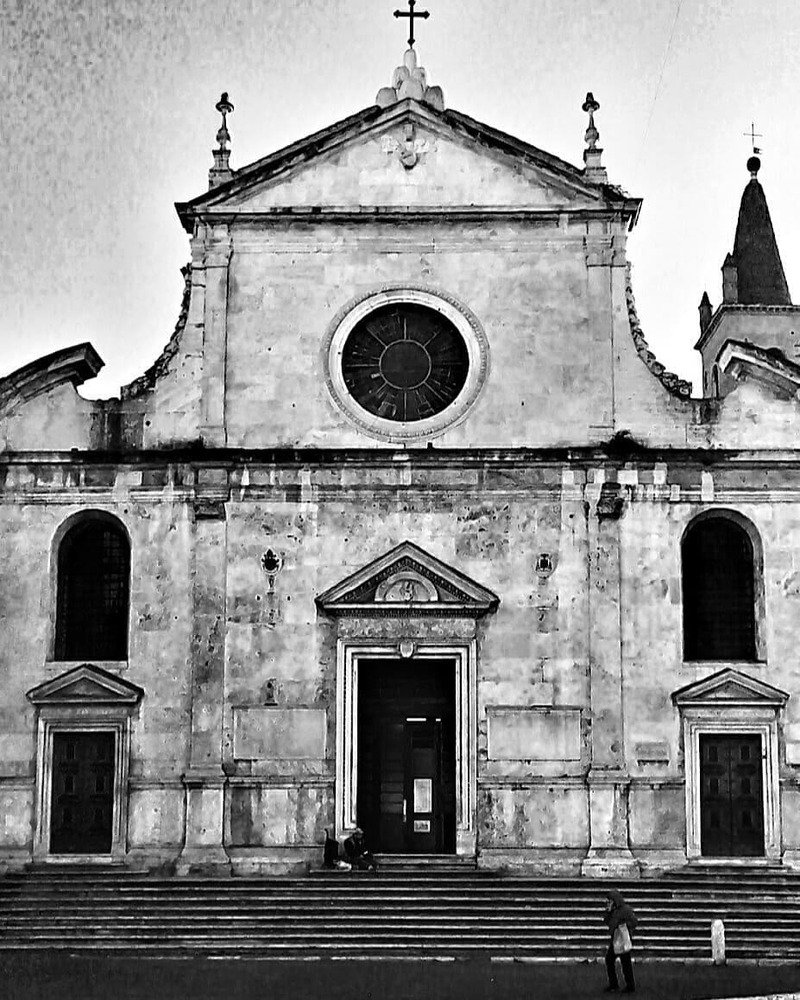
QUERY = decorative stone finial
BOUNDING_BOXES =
[747,154,761,179]
[209,92,235,190]
[581,91,607,183]
[376,46,444,110]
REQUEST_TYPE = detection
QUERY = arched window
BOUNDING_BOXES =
[682,514,758,661]
[55,515,130,661]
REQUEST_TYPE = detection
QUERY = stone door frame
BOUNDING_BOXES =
[335,638,477,856]
[26,663,143,864]
[32,714,133,863]
[682,712,781,863]
[672,668,788,864]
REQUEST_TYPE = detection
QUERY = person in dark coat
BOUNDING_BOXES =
[603,889,638,993]
[322,828,350,869]
[343,827,377,871]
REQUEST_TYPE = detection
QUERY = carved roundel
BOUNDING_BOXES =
[324,287,489,441]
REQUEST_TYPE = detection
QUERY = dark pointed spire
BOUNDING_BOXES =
[730,157,791,305]
[698,291,712,333]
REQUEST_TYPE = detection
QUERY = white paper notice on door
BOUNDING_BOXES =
[413,820,431,833]
[413,778,432,813]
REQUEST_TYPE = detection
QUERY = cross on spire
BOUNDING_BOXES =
[394,0,430,48]
[743,121,763,155]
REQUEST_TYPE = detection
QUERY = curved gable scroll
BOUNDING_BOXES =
[316,540,499,618]
[0,343,103,416]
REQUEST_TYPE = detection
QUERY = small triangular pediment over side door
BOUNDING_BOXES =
[27,664,144,706]
[316,540,499,618]
[671,668,789,709]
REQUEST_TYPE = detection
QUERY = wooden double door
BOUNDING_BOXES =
[357,659,456,854]
[700,734,764,857]
[50,732,115,854]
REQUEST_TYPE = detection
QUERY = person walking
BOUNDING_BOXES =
[603,888,638,993]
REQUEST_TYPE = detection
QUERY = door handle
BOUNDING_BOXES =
[403,798,407,821]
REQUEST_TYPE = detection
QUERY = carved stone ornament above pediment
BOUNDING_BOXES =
[27,664,144,707]
[316,540,499,618]
[671,667,788,710]
[375,570,439,603]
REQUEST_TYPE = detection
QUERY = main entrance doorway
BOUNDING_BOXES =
[49,731,115,854]
[357,659,456,854]
[700,734,764,857]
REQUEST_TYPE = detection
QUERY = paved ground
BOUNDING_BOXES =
[1,956,799,1000]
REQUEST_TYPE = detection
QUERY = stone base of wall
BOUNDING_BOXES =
[477,847,586,875]
[228,846,320,875]
[0,847,35,874]
[634,848,688,876]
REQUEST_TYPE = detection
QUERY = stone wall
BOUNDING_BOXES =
[1,453,798,871]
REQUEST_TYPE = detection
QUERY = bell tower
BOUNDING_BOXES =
[695,155,800,397]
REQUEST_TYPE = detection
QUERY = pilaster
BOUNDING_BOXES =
[581,480,640,878]
[199,223,232,448]
[177,474,230,875]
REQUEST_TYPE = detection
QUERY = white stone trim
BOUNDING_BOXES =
[323,285,490,442]
[682,710,782,862]
[33,713,133,863]
[335,639,477,855]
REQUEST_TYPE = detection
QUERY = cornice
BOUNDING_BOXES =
[6,446,800,467]
[695,302,800,352]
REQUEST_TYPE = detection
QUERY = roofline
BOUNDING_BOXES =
[694,302,800,351]
[176,99,640,232]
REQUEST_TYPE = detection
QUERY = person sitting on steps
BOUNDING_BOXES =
[322,827,350,870]
[343,827,378,872]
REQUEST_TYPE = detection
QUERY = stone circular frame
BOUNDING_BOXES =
[324,286,489,441]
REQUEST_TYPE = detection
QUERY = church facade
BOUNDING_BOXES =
[2,46,800,877]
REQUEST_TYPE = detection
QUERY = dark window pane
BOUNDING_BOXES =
[682,517,756,660]
[55,518,130,660]
[341,304,469,422]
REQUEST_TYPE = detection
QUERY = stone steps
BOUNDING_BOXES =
[1,871,799,959]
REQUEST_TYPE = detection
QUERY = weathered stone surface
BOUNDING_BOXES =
[487,708,581,761]
[2,85,800,875]
[233,708,326,760]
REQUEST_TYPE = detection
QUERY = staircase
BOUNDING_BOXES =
[1,867,799,960]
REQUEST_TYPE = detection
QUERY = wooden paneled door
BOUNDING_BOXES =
[50,732,115,854]
[700,734,764,857]
[357,659,456,854]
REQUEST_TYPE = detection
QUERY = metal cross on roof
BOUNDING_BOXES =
[394,0,430,48]
[743,121,763,155]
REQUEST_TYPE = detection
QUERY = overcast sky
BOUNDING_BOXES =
[3,0,800,398]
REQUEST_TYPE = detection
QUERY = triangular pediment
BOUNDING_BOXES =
[27,664,144,706]
[316,540,499,617]
[178,102,636,228]
[719,339,800,401]
[672,668,788,708]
